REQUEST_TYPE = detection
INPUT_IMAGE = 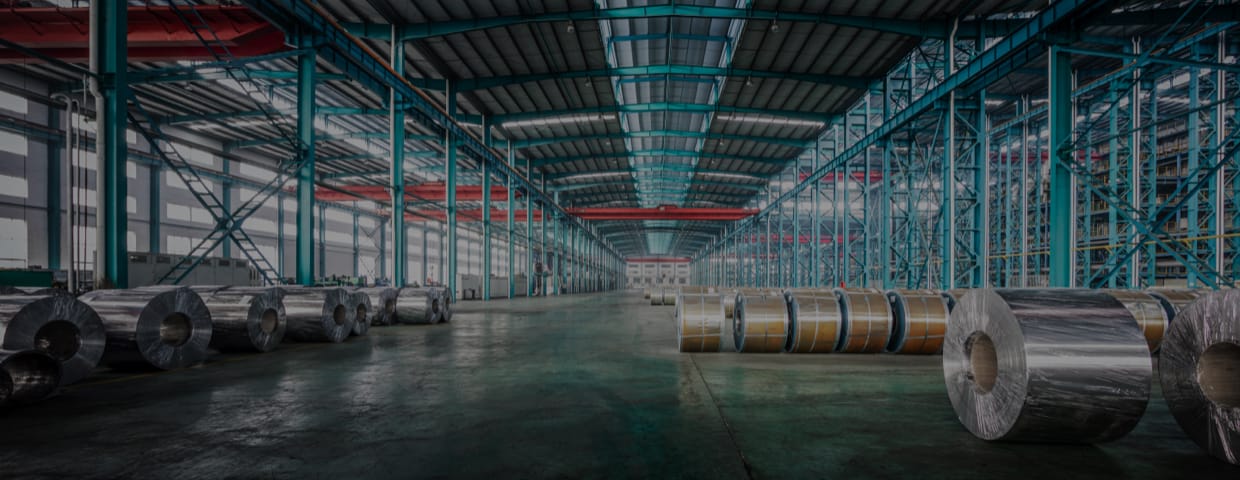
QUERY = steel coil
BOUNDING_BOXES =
[348,291,371,336]
[834,288,893,353]
[281,288,354,343]
[200,287,286,353]
[944,289,1151,443]
[395,287,440,325]
[356,287,398,326]
[676,291,725,352]
[721,289,739,319]
[783,289,841,353]
[1159,289,1240,465]
[885,290,950,354]
[0,294,106,385]
[0,286,22,295]
[643,288,652,299]
[733,290,789,353]
[1146,288,1202,322]
[429,287,452,323]
[650,289,663,306]
[0,350,61,405]
[661,288,677,306]
[78,287,214,369]
[1103,289,1170,353]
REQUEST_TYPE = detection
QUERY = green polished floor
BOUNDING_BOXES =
[0,291,1235,478]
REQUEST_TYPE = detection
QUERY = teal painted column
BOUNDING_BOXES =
[507,141,516,297]
[351,212,360,277]
[148,165,160,254]
[421,227,428,285]
[1048,46,1073,287]
[296,49,316,286]
[47,107,61,269]
[444,82,458,298]
[378,218,387,282]
[221,162,231,258]
[525,158,534,296]
[539,174,549,296]
[390,34,407,287]
[276,193,285,277]
[481,117,493,300]
[318,205,326,277]
[92,0,128,288]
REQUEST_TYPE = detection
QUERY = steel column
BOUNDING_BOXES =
[482,117,493,300]
[47,107,61,269]
[390,30,407,287]
[445,82,458,298]
[92,0,128,288]
[295,48,316,286]
[1048,46,1073,287]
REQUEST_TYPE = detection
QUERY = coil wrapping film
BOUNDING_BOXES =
[282,288,354,343]
[0,294,106,385]
[733,291,789,353]
[395,287,440,324]
[1146,288,1201,322]
[676,290,725,352]
[200,287,286,353]
[430,287,452,323]
[348,291,371,336]
[885,290,950,354]
[356,287,398,326]
[79,287,214,370]
[943,289,1151,443]
[0,349,61,405]
[783,289,841,353]
[1159,289,1240,465]
[721,289,738,319]
[662,288,678,306]
[1103,289,1169,352]
[834,288,893,353]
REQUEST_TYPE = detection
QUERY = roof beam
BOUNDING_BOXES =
[548,165,768,181]
[342,5,1014,41]
[226,131,439,150]
[494,102,832,124]
[532,150,795,167]
[455,64,871,91]
[514,130,810,149]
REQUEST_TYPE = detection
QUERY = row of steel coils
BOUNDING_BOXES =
[0,285,453,407]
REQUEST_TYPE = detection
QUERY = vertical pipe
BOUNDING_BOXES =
[148,165,160,254]
[507,141,516,298]
[482,118,493,300]
[47,106,62,269]
[525,159,534,296]
[295,49,316,286]
[812,138,820,286]
[445,82,458,298]
[277,193,285,277]
[91,0,128,288]
[1048,46,1073,287]
[390,31,407,287]
[351,212,360,278]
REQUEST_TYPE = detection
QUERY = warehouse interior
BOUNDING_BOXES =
[0,0,1239,477]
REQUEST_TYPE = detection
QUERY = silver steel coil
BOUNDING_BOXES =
[733,290,789,353]
[0,349,61,405]
[1103,289,1170,353]
[200,287,286,353]
[941,288,971,312]
[944,288,1151,443]
[0,286,22,295]
[676,290,725,352]
[1159,289,1240,465]
[661,288,677,306]
[78,287,213,369]
[1146,288,1201,322]
[650,289,663,306]
[348,291,371,336]
[355,287,398,326]
[721,289,738,319]
[281,288,354,343]
[834,288,893,353]
[885,289,949,354]
[783,289,841,353]
[395,287,441,325]
[0,294,105,385]
[429,287,452,323]
[643,288,652,299]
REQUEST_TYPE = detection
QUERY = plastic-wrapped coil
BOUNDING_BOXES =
[1146,288,1201,323]
[25,288,72,297]
[885,290,950,354]
[78,287,214,369]
[661,288,678,306]
[944,288,1151,443]
[0,286,23,295]
[783,289,842,353]
[355,287,398,326]
[733,290,789,353]
[1103,289,1170,353]
[833,288,893,353]
[0,350,61,405]
[0,294,106,385]
[650,289,663,306]
[1159,289,1240,465]
[941,289,970,312]
[675,290,725,352]
[395,287,440,325]
[721,289,739,319]
[200,287,286,353]
[281,288,354,343]
[429,287,452,323]
[348,291,371,336]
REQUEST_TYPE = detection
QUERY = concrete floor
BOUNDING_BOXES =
[0,291,1235,479]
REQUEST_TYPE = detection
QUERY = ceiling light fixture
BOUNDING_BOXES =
[770,21,780,33]
[566,23,575,33]
[715,114,825,128]
[503,113,617,129]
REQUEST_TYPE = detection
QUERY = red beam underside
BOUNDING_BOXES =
[315,184,513,203]
[566,206,758,221]
[0,6,285,63]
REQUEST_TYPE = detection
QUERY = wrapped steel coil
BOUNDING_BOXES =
[1159,289,1240,465]
[1146,288,1201,322]
[0,294,106,385]
[429,287,452,323]
[0,286,22,295]
[643,288,652,300]
[721,289,739,319]
[733,290,789,353]
[661,288,677,306]
[834,288,893,353]
[1103,290,1170,352]
[676,290,725,352]
[650,289,663,306]
[355,287,398,326]
[25,288,72,297]
[281,288,354,343]
[395,287,440,325]
[941,289,971,312]
[200,287,286,353]
[885,290,950,354]
[78,287,214,370]
[348,291,371,336]
[944,289,1151,443]
[0,350,61,405]
[783,289,842,353]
